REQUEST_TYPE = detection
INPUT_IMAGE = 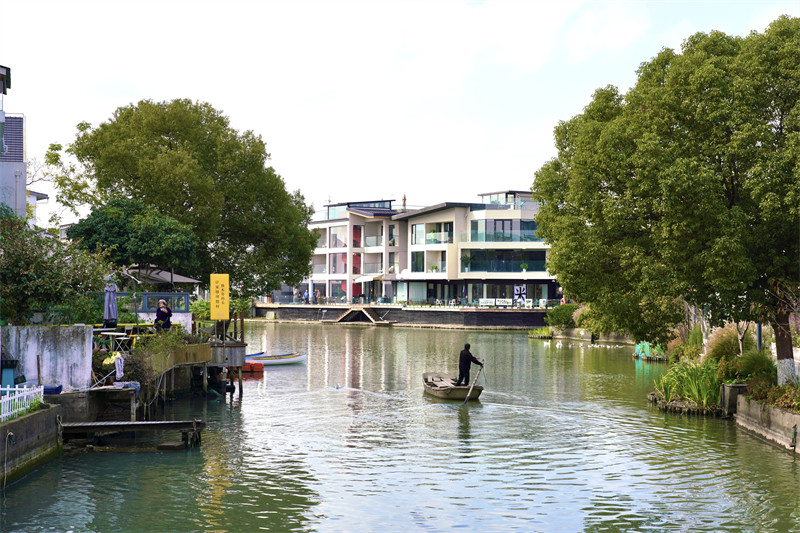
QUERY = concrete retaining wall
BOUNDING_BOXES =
[0,403,62,487]
[259,305,549,328]
[736,396,800,454]
[1,326,92,390]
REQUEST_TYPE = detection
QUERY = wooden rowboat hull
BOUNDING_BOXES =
[246,352,307,365]
[422,372,483,401]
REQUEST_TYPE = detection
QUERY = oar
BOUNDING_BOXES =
[463,365,483,405]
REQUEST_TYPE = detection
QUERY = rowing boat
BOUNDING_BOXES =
[246,352,307,365]
[422,372,483,401]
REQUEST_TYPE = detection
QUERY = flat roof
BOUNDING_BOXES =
[347,206,397,218]
[324,199,394,207]
[392,202,477,221]
[478,190,532,196]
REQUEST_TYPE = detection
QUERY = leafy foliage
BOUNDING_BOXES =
[531,17,800,349]
[67,198,200,280]
[190,297,250,320]
[49,98,316,296]
[655,358,722,407]
[0,210,109,324]
[545,303,580,330]
[706,324,755,363]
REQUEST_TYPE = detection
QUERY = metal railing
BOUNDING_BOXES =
[1,385,44,423]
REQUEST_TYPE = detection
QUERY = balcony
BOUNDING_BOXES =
[365,235,383,247]
[461,259,545,273]
[425,231,453,245]
[459,230,543,243]
[427,261,446,273]
[312,264,327,274]
[363,262,383,274]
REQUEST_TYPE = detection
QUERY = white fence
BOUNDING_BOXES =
[0,386,44,423]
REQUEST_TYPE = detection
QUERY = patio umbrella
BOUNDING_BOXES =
[104,281,118,326]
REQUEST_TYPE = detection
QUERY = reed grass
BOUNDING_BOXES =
[654,358,722,407]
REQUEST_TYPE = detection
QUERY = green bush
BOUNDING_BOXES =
[766,384,800,412]
[739,349,777,382]
[190,299,211,320]
[654,358,722,407]
[545,303,580,330]
[528,326,551,336]
[706,323,755,362]
[687,323,703,347]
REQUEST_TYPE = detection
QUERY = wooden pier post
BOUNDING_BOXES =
[238,366,243,400]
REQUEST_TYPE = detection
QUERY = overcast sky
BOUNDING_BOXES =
[2,0,798,223]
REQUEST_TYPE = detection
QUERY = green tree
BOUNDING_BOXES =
[532,17,799,381]
[0,207,110,324]
[66,198,200,284]
[49,98,316,296]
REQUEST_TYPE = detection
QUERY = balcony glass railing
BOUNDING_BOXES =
[426,261,446,273]
[312,264,327,274]
[363,262,383,274]
[365,236,383,247]
[425,231,453,244]
[461,260,546,273]
[459,230,543,243]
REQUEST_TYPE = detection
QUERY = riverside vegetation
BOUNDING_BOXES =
[651,323,792,414]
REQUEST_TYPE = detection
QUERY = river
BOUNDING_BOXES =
[2,322,799,532]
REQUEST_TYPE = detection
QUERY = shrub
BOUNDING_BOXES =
[706,323,754,362]
[687,323,704,347]
[766,384,800,412]
[717,357,743,383]
[545,303,580,330]
[747,377,773,401]
[739,349,777,382]
[654,358,722,407]
[528,326,551,336]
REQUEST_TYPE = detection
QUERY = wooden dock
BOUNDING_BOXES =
[62,420,205,448]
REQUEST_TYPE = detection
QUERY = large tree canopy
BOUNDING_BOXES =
[50,99,316,295]
[0,206,109,324]
[66,198,200,284]
[532,17,799,378]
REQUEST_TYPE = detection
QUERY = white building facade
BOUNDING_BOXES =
[305,191,560,306]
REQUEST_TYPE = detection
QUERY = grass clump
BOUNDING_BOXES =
[654,358,722,408]
[706,323,755,362]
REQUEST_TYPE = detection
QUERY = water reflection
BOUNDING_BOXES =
[3,323,800,532]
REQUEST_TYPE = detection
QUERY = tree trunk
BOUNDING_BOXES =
[771,308,796,385]
[736,321,750,356]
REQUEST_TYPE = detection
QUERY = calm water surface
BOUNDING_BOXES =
[2,322,799,532]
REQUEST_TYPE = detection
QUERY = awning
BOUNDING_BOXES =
[355,274,383,283]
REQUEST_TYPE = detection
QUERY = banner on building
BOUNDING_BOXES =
[210,274,230,320]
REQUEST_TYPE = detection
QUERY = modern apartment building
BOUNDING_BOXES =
[305,191,560,306]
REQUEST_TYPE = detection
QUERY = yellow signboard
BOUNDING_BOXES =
[210,274,230,320]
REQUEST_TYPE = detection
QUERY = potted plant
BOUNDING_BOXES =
[520,263,528,272]
[429,264,439,273]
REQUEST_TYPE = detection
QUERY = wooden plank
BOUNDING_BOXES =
[62,420,205,433]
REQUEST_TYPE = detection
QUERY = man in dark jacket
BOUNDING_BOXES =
[455,343,483,386]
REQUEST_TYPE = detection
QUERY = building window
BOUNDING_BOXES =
[460,250,546,272]
[329,226,347,247]
[353,225,363,248]
[330,253,347,274]
[411,224,425,245]
[469,219,541,242]
[388,224,396,247]
[411,252,424,272]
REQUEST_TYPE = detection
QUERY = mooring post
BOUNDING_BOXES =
[238,366,243,400]
[202,363,208,393]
